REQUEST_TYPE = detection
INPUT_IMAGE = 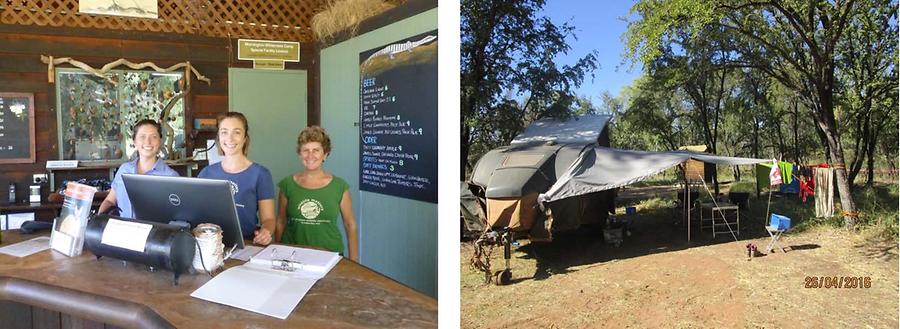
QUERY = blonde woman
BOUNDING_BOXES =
[198,112,275,246]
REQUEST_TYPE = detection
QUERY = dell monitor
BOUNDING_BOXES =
[123,174,244,250]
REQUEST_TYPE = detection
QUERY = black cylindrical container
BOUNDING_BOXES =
[84,215,196,285]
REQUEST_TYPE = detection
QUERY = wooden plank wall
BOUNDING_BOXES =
[0,24,318,207]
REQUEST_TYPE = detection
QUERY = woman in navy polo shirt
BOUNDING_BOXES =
[98,119,179,218]
[198,112,275,246]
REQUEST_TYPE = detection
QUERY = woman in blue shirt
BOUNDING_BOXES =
[99,119,179,218]
[198,112,275,246]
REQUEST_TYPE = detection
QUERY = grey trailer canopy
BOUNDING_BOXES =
[538,147,771,204]
[471,114,612,199]
[511,114,612,145]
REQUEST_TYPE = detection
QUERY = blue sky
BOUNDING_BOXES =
[541,1,643,105]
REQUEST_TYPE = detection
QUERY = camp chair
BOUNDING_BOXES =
[765,214,791,253]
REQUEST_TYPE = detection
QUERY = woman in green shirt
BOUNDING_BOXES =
[276,126,359,261]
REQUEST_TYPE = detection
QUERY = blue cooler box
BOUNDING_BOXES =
[769,214,791,230]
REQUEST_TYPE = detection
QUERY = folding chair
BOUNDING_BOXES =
[765,214,791,253]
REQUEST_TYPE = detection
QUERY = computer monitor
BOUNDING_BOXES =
[123,174,244,250]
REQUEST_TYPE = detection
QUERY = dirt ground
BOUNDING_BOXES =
[460,187,899,328]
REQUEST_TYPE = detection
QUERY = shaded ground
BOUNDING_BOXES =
[461,186,898,328]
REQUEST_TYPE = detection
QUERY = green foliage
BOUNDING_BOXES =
[623,0,717,65]
[727,181,756,194]
[611,76,691,151]
[461,0,599,178]
[629,178,679,188]
[854,184,900,239]
[637,196,677,209]
[835,0,899,186]
[725,182,898,237]
[623,0,900,225]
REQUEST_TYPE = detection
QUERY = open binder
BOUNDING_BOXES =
[190,244,341,319]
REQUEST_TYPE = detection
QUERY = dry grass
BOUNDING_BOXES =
[461,183,899,328]
[311,0,398,42]
[461,226,898,328]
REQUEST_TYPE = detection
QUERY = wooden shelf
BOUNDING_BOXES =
[47,161,200,190]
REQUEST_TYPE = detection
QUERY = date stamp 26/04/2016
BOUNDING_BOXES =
[805,276,871,289]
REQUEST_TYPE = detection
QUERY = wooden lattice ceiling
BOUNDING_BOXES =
[0,0,323,42]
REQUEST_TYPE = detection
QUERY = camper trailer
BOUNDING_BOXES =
[465,115,771,284]
[465,114,615,284]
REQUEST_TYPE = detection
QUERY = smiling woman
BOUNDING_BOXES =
[276,126,359,262]
[198,112,276,246]
[98,119,180,218]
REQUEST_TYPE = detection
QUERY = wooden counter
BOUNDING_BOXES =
[0,231,437,329]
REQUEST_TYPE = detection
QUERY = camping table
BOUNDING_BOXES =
[697,202,739,238]
[0,231,437,328]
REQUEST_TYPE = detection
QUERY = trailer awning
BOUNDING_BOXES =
[539,147,770,203]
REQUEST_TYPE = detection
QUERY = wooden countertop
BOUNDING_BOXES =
[0,231,437,328]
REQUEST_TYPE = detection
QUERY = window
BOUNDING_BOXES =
[56,68,185,162]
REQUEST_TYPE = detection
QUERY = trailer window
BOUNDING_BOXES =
[501,153,544,168]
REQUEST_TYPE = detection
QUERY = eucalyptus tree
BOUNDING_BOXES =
[625,0,870,227]
[617,75,692,151]
[836,0,898,187]
[461,0,598,180]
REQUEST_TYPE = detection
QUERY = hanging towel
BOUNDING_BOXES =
[769,159,783,185]
[756,161,794,189]
[779,162,793,185]
[814,167,834,217]
[756,163,770,191]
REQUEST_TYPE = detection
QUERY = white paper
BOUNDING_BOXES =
[191,265,317,319]
[249,244,341,279]
[0,237,50,258]
[230,245,263,261]
[101,218,152,252]
[191,244,341,318]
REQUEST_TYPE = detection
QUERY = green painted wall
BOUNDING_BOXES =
[228,68,308,207]
[319,9,437,297]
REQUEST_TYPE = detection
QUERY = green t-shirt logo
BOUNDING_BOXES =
[279,175,349,253]
[299,199,324,219]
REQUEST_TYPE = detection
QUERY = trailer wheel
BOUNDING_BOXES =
[493,269,512,285]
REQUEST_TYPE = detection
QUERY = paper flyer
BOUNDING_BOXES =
[50,182,97,257]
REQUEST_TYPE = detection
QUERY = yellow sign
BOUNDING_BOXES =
[253,60,285,70]
[238,39,300,62]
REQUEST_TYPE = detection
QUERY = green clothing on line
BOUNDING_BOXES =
[781,162,793,184]
[278,175,349,254]
[756,161,794,190]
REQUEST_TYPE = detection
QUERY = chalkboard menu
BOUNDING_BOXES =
[358,31,438,203]
[0,93,35,164]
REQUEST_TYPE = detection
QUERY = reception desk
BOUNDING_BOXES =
[0,231,437,328]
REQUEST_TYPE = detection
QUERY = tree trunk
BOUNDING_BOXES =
[848,99,872,186]
[792,100,801,164]
[461,123,471,181]
[865,134,876,187]
[816,90,858,227]
[864,111,889,187]
[813,121,831,164]
[753,115,760,197]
